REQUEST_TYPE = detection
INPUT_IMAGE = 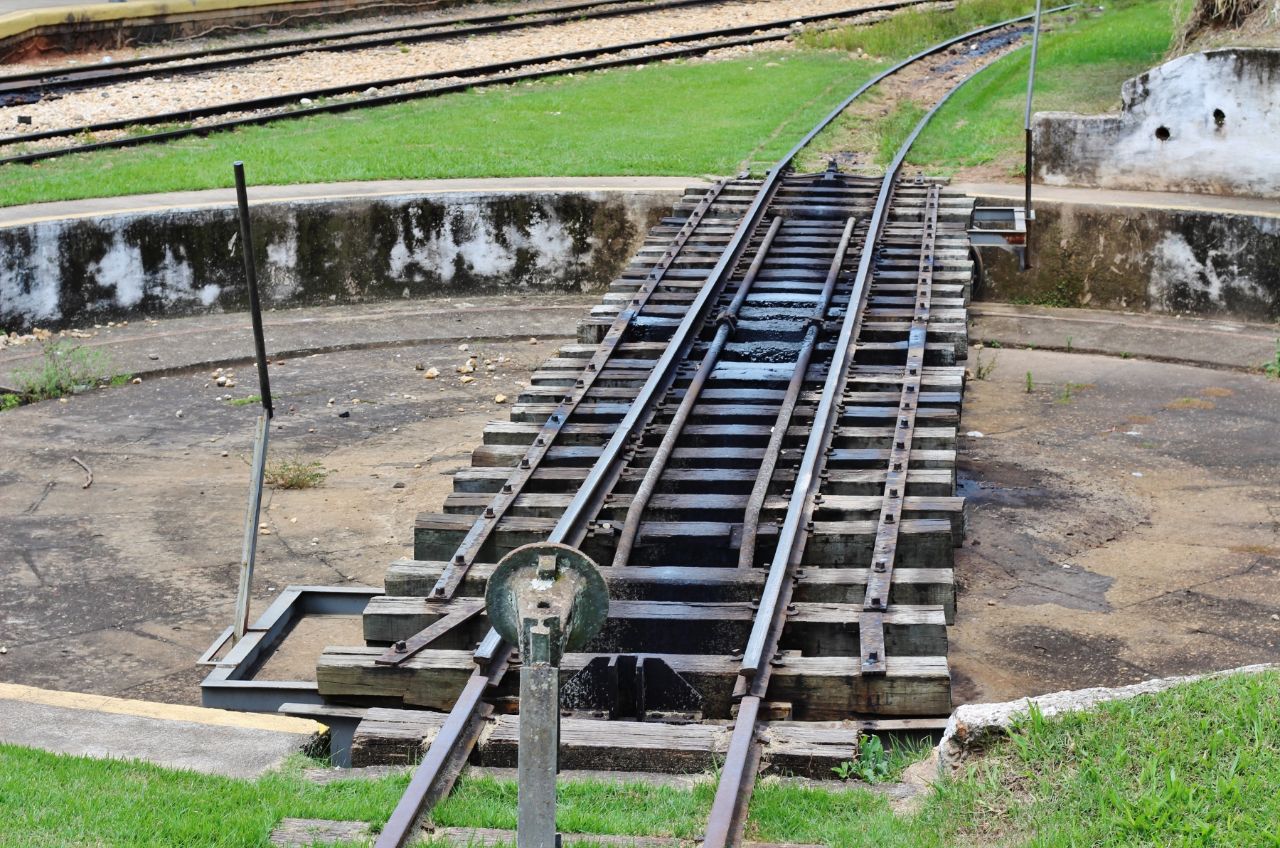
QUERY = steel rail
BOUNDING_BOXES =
[859,181,940,674]
[374,177,734,670]
[609,215,784,569]
[372,10,1076,845]
[0,0,928,163]
[375,173,789,848]
[734,1,1076,682]
[736,213,857,570]
[0,0,748,97]
[703,65,1003,848]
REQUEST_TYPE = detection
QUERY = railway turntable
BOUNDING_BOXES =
[192,12,1058,843]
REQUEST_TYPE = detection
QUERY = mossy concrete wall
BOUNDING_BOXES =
[0,189,676,333]
[974,197,1280,322]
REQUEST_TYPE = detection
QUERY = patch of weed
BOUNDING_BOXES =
[1262,338,1280,378]
[1164,397,1215,410]
[1056,381,1092,404]
[973,349,998,380]
[264,456,328,489]
[11,339,118,402]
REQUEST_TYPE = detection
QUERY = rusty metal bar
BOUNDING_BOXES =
[736,215,857,570]
[231,162,273,644]
[861,184,940,675]
[373,655,507,848]
[611,216,784,569]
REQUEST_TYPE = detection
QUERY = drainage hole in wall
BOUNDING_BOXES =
[1155,125,1171,141]
[1213,108,1226,128]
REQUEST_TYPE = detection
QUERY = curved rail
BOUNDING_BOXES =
[0,0,929,166]
[370,7,1072,846]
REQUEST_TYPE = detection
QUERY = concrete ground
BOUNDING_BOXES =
[951,345,1280,703]
[0,294,591,703]
[1,295,1278,709]
[0,682,323,777]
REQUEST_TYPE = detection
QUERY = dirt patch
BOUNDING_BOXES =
[951,347,1280,705]
[0,333,554,704]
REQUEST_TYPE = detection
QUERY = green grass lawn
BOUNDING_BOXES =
[797,0,1178,174]
[0,0,1182,207]
[0,53,883,207]
[4,669,1279,846]
[905,0,1179,176]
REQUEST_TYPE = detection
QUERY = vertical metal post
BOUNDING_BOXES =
[232,161,274,642]
[1022,0,1044,270]
[517,624,559,848]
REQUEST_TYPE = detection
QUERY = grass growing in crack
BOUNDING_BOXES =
[1025,371,1034,393]
[1262,338,1280,378]
[973,349,998,380]
[264,456,327,489]
[0,392,20,411]
[227,394,276,407]
[1056,381,1091,404]
[8,339,124,404]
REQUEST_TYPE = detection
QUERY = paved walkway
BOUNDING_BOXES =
[954,181,1280,219]
[7,179,1273,230]
[0,177,702,228]
[970,303,1280,373]
[0,293,597,389]
[0,683,323,777]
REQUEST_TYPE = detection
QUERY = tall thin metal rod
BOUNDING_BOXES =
[1023,0,1045,269]
[231,161,274,642]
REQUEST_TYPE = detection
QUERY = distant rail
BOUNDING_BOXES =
[0,0,934,166]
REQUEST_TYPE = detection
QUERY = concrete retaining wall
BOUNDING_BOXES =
[0,188,679,333]
[1033,49,1280,198]
[974,197,1280,322]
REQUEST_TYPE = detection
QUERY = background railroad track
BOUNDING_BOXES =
[0,0,930,164]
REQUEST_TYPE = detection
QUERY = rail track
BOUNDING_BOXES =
[288,12,1064,846]
[0,0,931,165]
[0,0,831,99]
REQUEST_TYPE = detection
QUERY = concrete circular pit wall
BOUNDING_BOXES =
[0,180,691,333]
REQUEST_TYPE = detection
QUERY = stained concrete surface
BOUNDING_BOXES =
[0,297,592,703]
[0,683,323,777]
[952,346,1280,703]
[1,299,1279,708]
